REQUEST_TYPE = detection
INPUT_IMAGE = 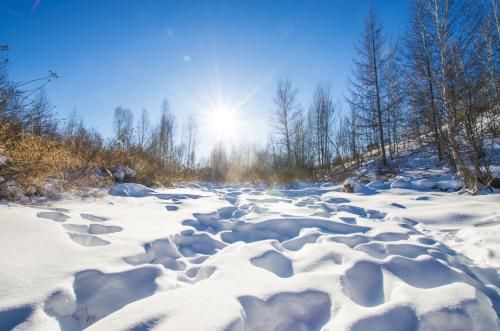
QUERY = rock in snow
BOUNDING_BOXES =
[343,178,376,194]
[0,183,499,330]
[112,166,137,182]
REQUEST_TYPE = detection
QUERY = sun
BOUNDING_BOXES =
[206,106,239,141]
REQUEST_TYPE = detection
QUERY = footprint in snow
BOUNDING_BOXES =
[234,290,331,331]
[0,305,34,330]
[250,250,293,278]
[324,197,350,204]
[68,233,110,247]
[165,205,179,211]
[37,211,70,222]
[80,213,108,222]
[341,261,384,307]
[339,216,357,224]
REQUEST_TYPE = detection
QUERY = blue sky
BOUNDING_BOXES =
[1,0,410,155]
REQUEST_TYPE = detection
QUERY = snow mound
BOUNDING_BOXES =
[108,183,154,197]
[436,179,463,191]
[250,250,293,278]
[343,178,376,194]
[390,176,412,189]
[411,178,437,190]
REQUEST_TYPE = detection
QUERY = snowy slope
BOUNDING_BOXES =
[0,182,499,330]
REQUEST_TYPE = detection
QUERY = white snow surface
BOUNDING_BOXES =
[0,182,499,330]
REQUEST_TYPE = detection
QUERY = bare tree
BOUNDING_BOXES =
[1,46,57,130]
[405,1,444,160]
[184,115,197,170]
[273,78,299,165]
[136,108,150,150]
[291,109,308,169]
[113,106,134,149]
[383,44,405,159]
[150,99,176,166]
[209,142,228,182]
[24,89,57,136]
[348,7,392,166]
[310,83,335,170]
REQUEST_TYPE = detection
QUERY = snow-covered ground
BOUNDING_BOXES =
[0,181,499,330]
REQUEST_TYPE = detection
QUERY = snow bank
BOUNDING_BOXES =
[436,179,462,191]
[411,178,437,190]
[391,177,462,192]
[390,176,412,189]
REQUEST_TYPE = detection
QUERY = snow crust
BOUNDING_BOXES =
[0,182,499,330]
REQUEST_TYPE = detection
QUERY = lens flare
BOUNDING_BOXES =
[32,0,41,10]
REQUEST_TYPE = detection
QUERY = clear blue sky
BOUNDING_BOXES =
[1,0,410,155]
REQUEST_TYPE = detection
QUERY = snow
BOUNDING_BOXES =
[390,177,412,189]
[411,178,437,190]
[0,182,499,330]
[436,179,463,191]
[108,183,154,197]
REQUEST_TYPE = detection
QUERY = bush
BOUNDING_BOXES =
[0,122,75,198]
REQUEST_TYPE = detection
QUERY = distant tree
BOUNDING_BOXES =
[346,104,362,166]
[61,109,83,138]
[157,99,175,165]
[113,106,134,149]
[209,142,228,182]
[25,89,58,137]
[310,83,335,170]
[273,78,299,165]
[291,109,308,169]
[184,115,197,170]
[136,108,150,150]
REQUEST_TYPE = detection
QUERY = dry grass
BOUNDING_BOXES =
[0,121,199,199]
[0,123,75,197]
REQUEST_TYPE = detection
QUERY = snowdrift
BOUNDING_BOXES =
[0,182,499,330]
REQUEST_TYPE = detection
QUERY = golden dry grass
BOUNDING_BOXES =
[0,121,197,199]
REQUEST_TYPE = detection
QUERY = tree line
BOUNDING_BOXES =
[215,0,497,192]
[110,101,198,173]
